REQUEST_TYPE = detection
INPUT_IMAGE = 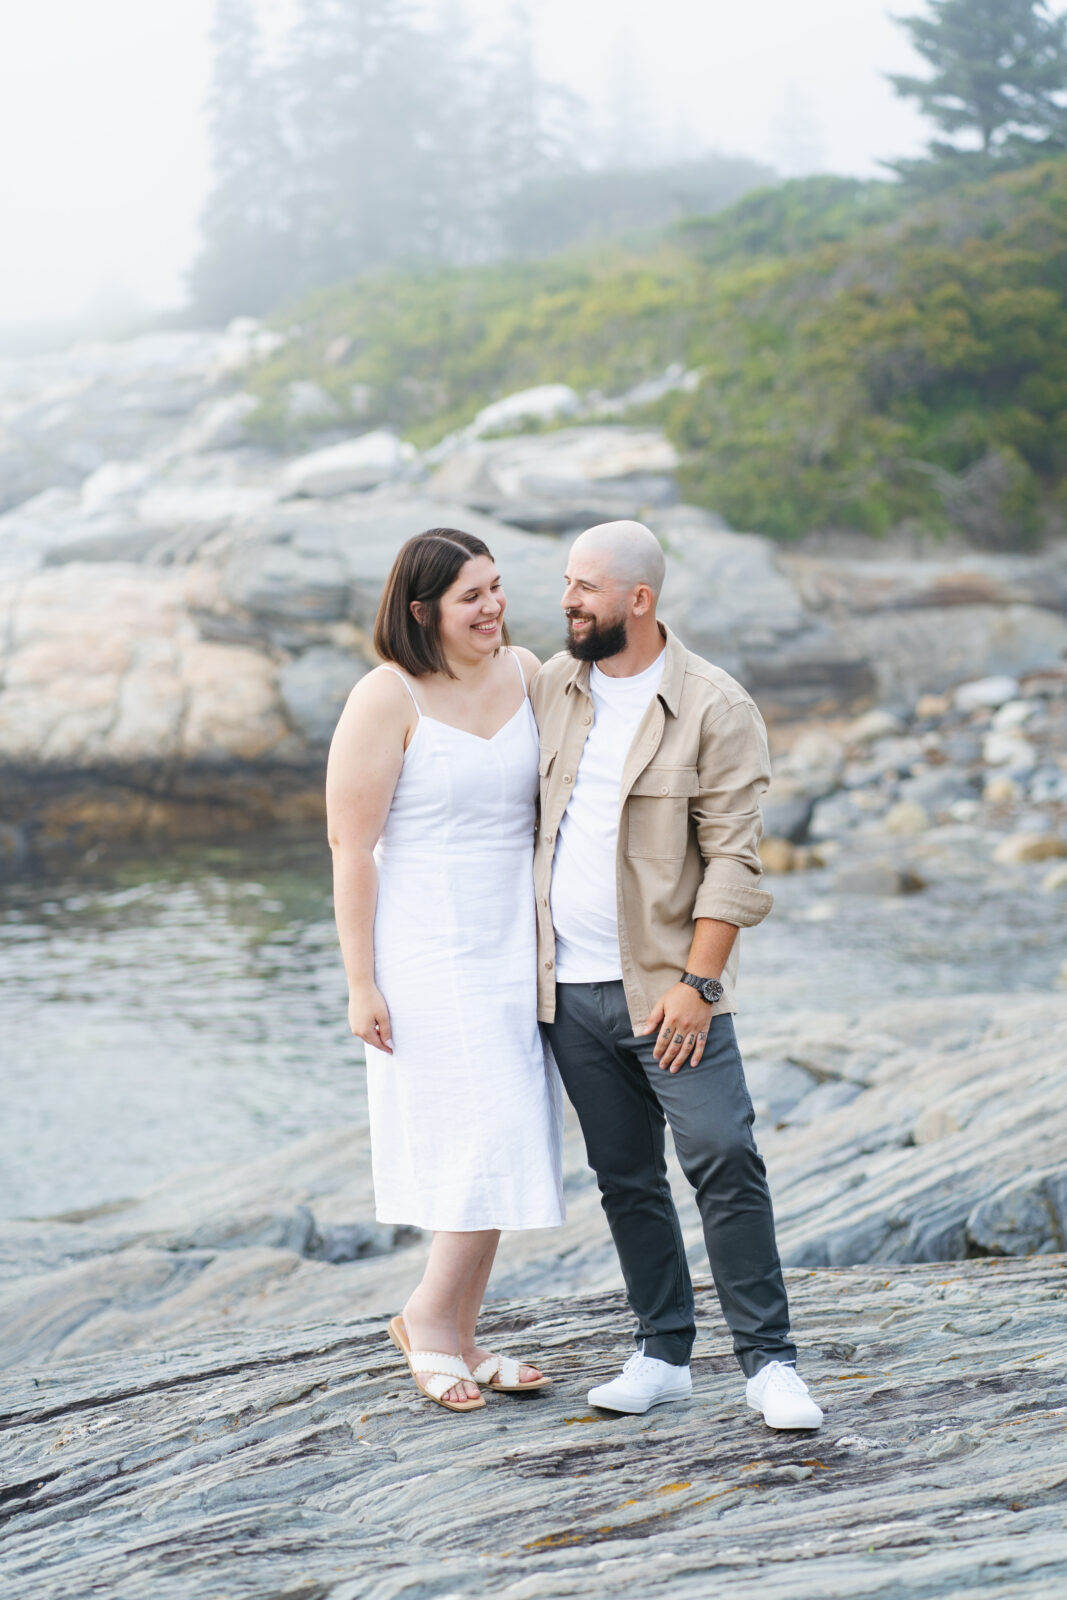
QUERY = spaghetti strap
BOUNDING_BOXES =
[505,647,529,702]
[379,664,422,718]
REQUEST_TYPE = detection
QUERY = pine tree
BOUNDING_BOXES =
[889,0,1067,164]
[189,0,294,320]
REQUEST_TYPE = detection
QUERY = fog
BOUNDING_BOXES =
[0,0,930,334]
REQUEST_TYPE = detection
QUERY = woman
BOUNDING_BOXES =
[326,527,563,1412]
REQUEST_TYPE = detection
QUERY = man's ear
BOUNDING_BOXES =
[632,584,654,618]
[410,600,426,626]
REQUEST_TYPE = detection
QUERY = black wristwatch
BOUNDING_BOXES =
[681,971,724,1006]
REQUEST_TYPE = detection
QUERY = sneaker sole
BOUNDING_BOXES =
[588,1388,692,1415]
[746,1396,823,1429]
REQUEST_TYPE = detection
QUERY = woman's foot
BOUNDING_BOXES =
[401,1307,481,1405]
[464,1344,545,1389]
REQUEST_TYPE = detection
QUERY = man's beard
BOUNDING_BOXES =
[565,612,628,662]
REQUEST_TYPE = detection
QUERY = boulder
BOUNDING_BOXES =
[846,708,906,744]
[758,836,797,873]
[831,861,924,896]
[471,383,579,435]
[992,832,1067,865]
[427,426,679,530]
[282,431,414,497]
[278,647,368,745]
[882,801,929,836]
[954,674,1021,712]
[982,731,1038,774]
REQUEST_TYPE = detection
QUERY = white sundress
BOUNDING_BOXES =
[365,652,565,1232]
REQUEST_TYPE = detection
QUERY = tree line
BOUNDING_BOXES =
[190,0,1067,324]
[188,0,772,322]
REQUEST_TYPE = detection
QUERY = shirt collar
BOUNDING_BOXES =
[563,622,684,717]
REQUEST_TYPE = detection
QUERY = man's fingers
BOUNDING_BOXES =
[643,1000,666,1037]
[653,1018,674,1061]
[690,1028,708,1068]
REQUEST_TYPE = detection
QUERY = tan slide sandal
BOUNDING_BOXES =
[387,1316,486,1412]
[470,1352,552,1392]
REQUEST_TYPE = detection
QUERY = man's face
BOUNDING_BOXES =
[561,547,629,662]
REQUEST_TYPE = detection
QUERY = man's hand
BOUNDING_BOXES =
[643,982,712,1072]
[348,983,393,1055]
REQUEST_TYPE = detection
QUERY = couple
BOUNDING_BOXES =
[326,520,822,1430]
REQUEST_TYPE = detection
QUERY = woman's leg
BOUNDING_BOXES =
[402,1229,497,1403]
[457,1233,543,1384]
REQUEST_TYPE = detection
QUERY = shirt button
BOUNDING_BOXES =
[660,785,669,795]
[583,715,592,725]
[563,773,573,784]
[544,831,554,843]
[544,959,554,970]
[540,896,548,907]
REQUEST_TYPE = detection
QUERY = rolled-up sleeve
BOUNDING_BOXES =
[691,699,774,928]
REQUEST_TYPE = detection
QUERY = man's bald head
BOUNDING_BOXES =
[569,520,666,602]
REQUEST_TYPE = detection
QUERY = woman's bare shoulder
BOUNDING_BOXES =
[509,645,542,687]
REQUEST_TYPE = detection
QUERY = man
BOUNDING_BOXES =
[531,520,822,1429]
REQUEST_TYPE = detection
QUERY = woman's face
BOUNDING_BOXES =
[434,555,506,663]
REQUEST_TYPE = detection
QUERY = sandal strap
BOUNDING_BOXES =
[470,1352,523,1387]
[423,1370,473,1401]
[408,1350,471,1382]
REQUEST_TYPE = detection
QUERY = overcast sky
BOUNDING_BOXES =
[0,0,933,330]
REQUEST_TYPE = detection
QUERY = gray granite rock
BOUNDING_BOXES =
[279,647,368,745]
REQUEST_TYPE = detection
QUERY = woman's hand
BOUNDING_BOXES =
[348,984,394,1055]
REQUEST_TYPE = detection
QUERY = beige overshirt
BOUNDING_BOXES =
[530,623,774,1030]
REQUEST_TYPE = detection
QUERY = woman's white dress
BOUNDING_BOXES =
[365,655,564,1232]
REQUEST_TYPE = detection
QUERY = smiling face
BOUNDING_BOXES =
[433,554,506,663]
[561,545,630,662]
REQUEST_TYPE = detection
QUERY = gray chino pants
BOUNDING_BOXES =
[544,980,796,1376]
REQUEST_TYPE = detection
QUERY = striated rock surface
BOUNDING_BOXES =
[3,995,1065,1368]
[1,1261,1065,1598]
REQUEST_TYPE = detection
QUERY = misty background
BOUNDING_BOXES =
[0,0,934,345]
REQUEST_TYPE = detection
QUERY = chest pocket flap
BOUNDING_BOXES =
[627,765,698,859]
[629,766,699,798]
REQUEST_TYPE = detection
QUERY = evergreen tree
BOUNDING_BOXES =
[189,0,293,320]
[889,0,1067,166]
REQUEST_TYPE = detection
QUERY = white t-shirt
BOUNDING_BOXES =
[550,649,666,982]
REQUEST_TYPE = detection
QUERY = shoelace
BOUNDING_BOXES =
[759,1360,808,1395]
[620,1351,670,1382]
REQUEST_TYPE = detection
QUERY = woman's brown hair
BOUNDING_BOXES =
[373,528,510,677]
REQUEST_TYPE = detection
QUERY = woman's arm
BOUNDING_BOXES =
[325,670,413,1054]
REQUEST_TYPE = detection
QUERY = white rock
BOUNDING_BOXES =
[992,833,1067,866]
[284,381,341,424]
[173,392,259,455]
[982,732,1038,774]
[1040,863,1067,893]
[847,708,906,744]
[282,431,414,497]
[883,801,930,836]
[954,675,1020,713]
[471,384,579,436]
[136,484,275,531]
[991,699,1039,733]
[80,460,154,510]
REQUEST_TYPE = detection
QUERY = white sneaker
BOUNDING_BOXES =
[588,1347,692,1414]
[746,1360,823,1429]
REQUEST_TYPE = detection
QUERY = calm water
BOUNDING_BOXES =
[1,825,1062,1219]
